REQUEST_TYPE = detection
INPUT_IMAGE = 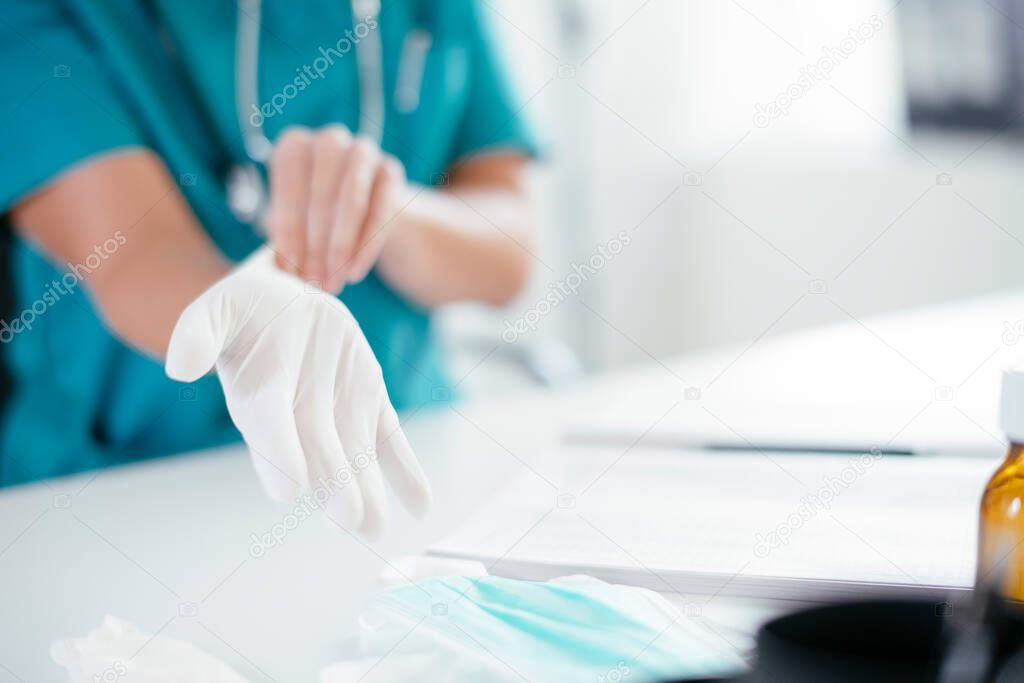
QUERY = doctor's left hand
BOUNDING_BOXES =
[266,125,406,294]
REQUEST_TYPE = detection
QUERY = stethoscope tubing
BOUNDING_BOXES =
[228,0,388,226]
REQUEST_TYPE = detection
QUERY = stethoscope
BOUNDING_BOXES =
[227,0,432,226]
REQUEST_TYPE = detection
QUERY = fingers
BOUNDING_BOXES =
[340,426,388,540]
[222,372,309,501]
[267,126,405,293]
[306,127,352,288]
[333,363,390,538]
[354,457,388,540]
[345,157,406,285]
[267,127,313,276]
[293,380,364,529]
[325,137,379,292]
[233,401,309,502]
[249,445,304,502]
[376,404,432,518]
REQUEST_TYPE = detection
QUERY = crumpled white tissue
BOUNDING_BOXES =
[51,616,251,683]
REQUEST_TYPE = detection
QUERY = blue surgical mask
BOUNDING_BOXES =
[322,574,745,683]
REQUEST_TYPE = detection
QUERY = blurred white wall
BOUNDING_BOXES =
[442,0,1024,393]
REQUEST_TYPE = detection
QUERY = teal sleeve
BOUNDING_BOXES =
[0,0,146,214]
[448,0,543,163]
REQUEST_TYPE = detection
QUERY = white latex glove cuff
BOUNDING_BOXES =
[165,247,431,538]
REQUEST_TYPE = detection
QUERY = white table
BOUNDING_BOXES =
[0,384,791,681]
[6,288,1015,681]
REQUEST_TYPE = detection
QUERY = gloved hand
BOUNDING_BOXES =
[165,247,431,538]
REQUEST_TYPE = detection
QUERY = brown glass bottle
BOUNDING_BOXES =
[977,369,1024,600]
[977,443,1024,599]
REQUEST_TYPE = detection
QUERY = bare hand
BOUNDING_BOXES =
[266,125,407,293]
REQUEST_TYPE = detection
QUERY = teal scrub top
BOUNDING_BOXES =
[0,0,538,486]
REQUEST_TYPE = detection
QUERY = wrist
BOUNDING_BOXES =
[93,245,230,358]
[376,193,428,289]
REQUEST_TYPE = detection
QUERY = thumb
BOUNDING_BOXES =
[165,293,231,382]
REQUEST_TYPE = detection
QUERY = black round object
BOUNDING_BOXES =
[671,593,1024,682]
[752,599,945,683]
[668,599,949,683]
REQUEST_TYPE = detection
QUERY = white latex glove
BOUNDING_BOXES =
[51,616,251,683]
[165,247,431,537]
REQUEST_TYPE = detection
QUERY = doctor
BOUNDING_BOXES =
[0,0,538,536]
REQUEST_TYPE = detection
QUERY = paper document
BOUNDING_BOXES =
[564,290,1023,459]
[430,449,996,600]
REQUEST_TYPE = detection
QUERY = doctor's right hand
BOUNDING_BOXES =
[163,246,431,538]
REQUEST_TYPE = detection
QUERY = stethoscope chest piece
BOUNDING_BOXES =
[228,0,421,230]
[226,162,268,226]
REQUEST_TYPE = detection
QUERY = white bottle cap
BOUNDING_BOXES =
[1000,368,1024,443]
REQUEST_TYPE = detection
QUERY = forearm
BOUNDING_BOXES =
[11,151,230,357]
[376,184,534,307]
[89,220,229,356]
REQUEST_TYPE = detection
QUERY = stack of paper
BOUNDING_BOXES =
[430,449,997,600]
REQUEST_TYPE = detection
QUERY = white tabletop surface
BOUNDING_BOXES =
[6,289,1016,681]
[0,380,794,681]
